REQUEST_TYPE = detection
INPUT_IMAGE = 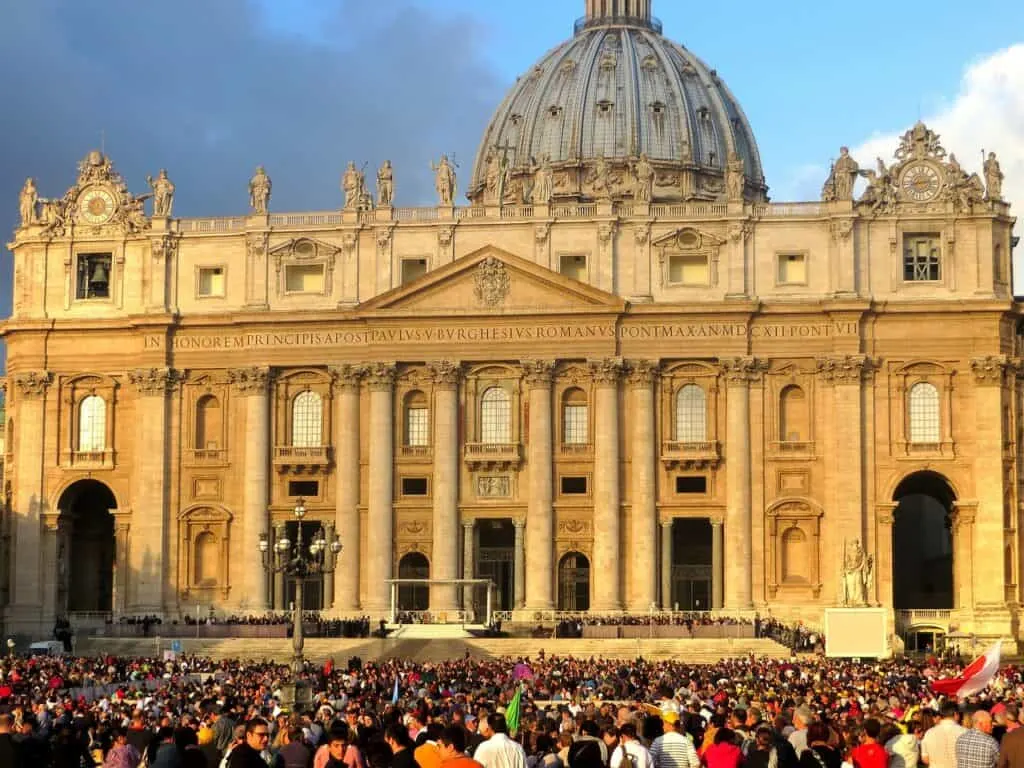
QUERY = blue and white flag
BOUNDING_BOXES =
[391,675,400,705]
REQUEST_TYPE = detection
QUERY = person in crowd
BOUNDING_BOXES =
[650,712,699,768]
[476,714,527,768]
[227,719,274,768]
[921,702,965,768]
[958,710,999,768]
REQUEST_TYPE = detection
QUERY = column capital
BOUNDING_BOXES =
[970,355,1009,386]
[710,516,725,527]
[329,364,365,392]
[462,519,475,531]
[588,357,625,386]
[513,518,526,530]
[876,502,898,526]
[128,367,181,396]
[428,360,462,388]
[228,366,273,395]
[626,360,660,386]
[660,518,673,530]
[12,370,52,399]
[816,355,871,385]
[364,362,397,391]
[721,357,767,384]
[521,359,556,388]
[953,500,978,527]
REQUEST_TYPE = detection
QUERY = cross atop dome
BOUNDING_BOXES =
[584,0,652,23]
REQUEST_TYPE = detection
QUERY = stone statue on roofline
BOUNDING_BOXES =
[146,169,175,217]
[377,160,394,206]
[431,154,457,206]
[984,151,1003,201]
[822,146,859,202]
[19,178,38,226]
[249,166,272,214]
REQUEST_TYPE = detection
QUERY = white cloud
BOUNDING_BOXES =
[847,45,1024,290]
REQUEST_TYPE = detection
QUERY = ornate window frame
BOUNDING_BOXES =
[184,373,229,466]
[60,373,117,468]
[891,360,955,457]
[765,364,816,458]
[463,364,521,470]
[765,497,823,599]
[652,227,724,290]
[396,367,433,461]
[659,362,720,469]
[273,369,333,473]
[270,237,337,299]
[555,364,593,457]
[178,504,232,602]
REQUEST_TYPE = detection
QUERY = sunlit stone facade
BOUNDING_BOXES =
[1,1,1021,648]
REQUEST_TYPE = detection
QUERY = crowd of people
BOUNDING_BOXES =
[0,648,1020,767]
[96,616,375,640]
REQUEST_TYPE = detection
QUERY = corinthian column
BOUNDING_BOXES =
[331,365,363,611]
[627,360,658,611]
[365,362,396,612]
[229,366,272,611]
[723,357,758,610]
[128,367,178,613]
[522,360,555,611]
[430,360,461,611]
[591,358,624,610]
[10,372,51,627]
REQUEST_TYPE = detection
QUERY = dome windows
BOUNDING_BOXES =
[597,100,614,115]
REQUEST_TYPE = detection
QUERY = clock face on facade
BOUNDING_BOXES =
[900,163,942,202]
[78,187,117,225]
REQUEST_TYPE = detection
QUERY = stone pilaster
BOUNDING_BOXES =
[591,358,624,610]
[723,357,762,609]
[818,355,869,597]
[875,503,896,607]
[323,522,336,608]
[128,367,178,613]
[462,520,475,613]
[331,365,363,611]
[952,502,978,612]
[273,522,286,610]
[627,360,658,611]
[969,356,1010,614]
[522,360,555,610]
[228,366,272,612]
[365,362,396,612]
[9,371,51,629]
[513,518,526,609]
[660,519,672,610]
[430,360,461,610]
[711,517,724,610]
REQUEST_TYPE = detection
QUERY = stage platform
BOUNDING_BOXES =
[74,635,792,663]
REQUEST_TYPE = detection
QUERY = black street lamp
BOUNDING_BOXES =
[259,498,342,686]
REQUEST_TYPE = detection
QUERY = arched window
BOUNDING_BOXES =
[562,388,588,445]
[781,527,809,583]
[404,391,429,447]
[195,395,222,449]
[292,391,323,448]
[194,531,218,586]
[779,385,809,443]
[909,382,940,444]
[480,387,511,444]
[674,384,706,443]
[78,395,106,452]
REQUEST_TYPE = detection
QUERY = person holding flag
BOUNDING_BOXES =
[476,712,526,768]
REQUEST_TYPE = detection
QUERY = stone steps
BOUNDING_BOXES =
[75,636,790,663]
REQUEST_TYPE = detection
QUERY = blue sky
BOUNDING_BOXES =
[1,0,1022,313]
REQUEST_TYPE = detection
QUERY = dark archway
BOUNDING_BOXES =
[57,479,116,613]
[557,551,590,611]
[892,471,955,609]
[476,519,515,610]
[671,518,712,610]
[398,552,430,611]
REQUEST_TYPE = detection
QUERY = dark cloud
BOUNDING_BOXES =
[0,0,505,316]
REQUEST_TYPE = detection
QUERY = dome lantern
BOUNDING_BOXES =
[583,0,653,26]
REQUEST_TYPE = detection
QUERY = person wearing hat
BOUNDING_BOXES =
[650,711,699,768]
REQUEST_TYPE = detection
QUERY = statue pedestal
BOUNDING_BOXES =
[824,607,890,658]
[278,679,313,711]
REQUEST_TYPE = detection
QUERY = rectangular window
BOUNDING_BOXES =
[676,476,708,494]
[668,254,709,286]
[76,253,113,300]
[288,480,319,497]
[903,235,941,282]
[285,263,325,293]
[405,407,429,447]
[198,267,225,297]
[559,254,588,281]
[401,477,429,496]
[777,253,807,285]
[560,476,588,495]
[563,404,588,444]
[401,258,428,284]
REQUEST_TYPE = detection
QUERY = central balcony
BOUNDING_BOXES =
[463,442,522,470]
[274,445,332,474]
[660,440,721,469]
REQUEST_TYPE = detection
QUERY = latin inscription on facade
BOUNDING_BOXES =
[143,321,859,352]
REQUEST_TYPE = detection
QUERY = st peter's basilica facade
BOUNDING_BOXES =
[2,0,1021,647]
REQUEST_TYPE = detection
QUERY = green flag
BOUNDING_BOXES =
[506,685,523,734]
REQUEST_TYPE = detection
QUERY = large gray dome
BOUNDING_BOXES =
[468,2,766,205]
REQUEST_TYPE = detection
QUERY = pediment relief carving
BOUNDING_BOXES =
[766,497,823,518]
[662,361,718,379]
[270,237,339,277]
[652,226,725,252]
[892,360,953,377]
[179,505,233,522]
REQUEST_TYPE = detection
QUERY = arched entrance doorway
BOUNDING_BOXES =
[557,551,590,611]
[671,519,712,611]
[475,519,514,610]
[892,471,955,609]
[57,480,117,613]
[397,552,430,611]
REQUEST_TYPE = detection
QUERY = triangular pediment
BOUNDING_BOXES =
[357,246,627,316]
[651,226,725,251]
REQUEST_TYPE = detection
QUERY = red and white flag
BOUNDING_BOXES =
[931,640,1002,699]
